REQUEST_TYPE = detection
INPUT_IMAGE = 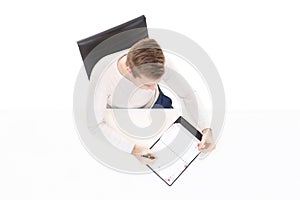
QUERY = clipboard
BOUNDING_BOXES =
[147,116,203,186]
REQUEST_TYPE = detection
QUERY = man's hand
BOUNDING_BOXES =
[131,145,156,164]
[198,128,216,153]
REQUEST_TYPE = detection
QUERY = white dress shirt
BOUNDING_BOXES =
[94,51,210,153]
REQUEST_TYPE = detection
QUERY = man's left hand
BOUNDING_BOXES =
[198,128,216,153]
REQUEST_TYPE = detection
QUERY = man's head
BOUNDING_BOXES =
[126,38,165,90]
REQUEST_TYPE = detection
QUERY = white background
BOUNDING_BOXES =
[1,0,300,199]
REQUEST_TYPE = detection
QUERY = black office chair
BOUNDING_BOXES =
[77,15,148,80]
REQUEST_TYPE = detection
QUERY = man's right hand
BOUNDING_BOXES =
[131,145,156,165]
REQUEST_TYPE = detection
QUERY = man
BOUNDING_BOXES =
[94,38,215,163]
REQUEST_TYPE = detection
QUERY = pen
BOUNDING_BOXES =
[141,154,156,160]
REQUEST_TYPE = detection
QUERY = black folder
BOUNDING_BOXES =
[147,116,203,186]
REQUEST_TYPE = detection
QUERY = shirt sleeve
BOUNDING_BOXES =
[162,58,211,131]
[93,83,135,153]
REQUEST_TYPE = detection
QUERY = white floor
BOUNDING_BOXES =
[1,109,299,199]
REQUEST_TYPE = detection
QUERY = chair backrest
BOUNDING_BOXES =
[77,15,148,79]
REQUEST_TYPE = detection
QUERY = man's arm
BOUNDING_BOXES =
[93,83,157,159]
[94,84,135,153]
[162,59,211,131]
[162,58,215,153]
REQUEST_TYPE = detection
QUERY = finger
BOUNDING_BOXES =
[200,143,216,153]
[198,140,207,150]
[140,148,152,155]
[197,142,206,151]
[200,132,208,145]
[199,143,210,152]
[206,143,216,152]
[199,146,210,153]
